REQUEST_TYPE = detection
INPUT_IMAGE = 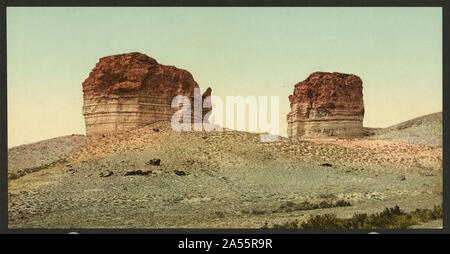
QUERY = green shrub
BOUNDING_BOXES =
[8,173,20,180]
[274,199,351,213]
[335,200,352,207]
[270,205,442,229]
[215,211,225,218]
[273,219,300,229]
[251,209,268,215]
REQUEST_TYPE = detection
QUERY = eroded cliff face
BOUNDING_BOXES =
[82,52,211,136]
[287,72,364,138]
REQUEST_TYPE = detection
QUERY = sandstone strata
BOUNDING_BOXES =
[287,72,364,138]
[82,52,211,136]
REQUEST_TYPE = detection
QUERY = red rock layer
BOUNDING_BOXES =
[287,72,364,138]
[82,52,211,135]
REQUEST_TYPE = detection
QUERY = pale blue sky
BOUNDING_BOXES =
[7,7,442,147]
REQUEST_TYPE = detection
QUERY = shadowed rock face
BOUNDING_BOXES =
[82,52,211,136]
[287,72,364,138]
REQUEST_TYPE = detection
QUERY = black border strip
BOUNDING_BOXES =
[2,0,449,7]
[1,0,7,236]
[442,3,449,231]
[0,0,448,235]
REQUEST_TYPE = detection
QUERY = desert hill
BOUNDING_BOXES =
[368,112,442,147]
[8,135,87,179]
[7,112,442,228]
[7,112,442,180]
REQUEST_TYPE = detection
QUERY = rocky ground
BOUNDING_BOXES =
[8,114,443,229]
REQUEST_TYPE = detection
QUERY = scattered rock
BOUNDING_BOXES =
[147,159,161,166]
[173,197,184,203]
[99,171,114,177]
[153,128,160,132]
[124,170,152,176]
[397,175,406,181]
[174,170,186,176]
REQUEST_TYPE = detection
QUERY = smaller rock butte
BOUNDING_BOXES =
[287,71,364,138]
[82,52,212,136]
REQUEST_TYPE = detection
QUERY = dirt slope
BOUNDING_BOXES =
[368,112,442,147]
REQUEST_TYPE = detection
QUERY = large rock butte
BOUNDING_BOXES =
[287,72,364,138]
[82,52,211,136]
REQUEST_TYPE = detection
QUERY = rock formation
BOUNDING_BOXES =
[82,52,211,136]
[287,72,364,138]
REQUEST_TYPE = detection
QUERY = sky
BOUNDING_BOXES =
[7,7,442,148]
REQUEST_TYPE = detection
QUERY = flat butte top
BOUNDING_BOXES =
[82,52,201,97]
[289,72,364,112]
